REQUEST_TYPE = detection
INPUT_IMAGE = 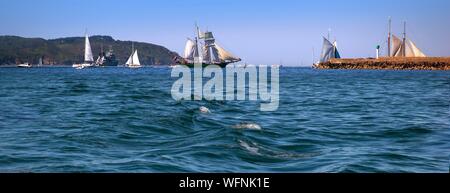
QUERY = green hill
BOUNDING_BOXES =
[0,35,179,66]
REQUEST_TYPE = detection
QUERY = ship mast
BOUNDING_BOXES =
[403,21,406,57]
[195,23,201,63]
[388,17,391,57]
[194,37,198,62]
[100,37,104,54]
[328,28,331,40]
[131,42,134,65]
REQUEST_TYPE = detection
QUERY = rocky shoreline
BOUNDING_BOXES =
[316,57,450,70]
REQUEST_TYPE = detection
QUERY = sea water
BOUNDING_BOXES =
[0,67,448,172]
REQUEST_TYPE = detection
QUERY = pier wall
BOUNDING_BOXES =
[317,57,450,70]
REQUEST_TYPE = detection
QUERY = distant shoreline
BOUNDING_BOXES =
[316,57,450,70]
[0,65,170,68]
[0,35,178,66]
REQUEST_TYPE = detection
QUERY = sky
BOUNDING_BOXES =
[0,0,449,66]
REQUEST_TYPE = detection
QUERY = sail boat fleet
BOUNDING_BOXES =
[47,19,430,69]
[315,18,426,65]
[73,25,240,69]
[73,31,141,69]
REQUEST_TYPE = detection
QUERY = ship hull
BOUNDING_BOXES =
[17,64,32,68]
[127,65,142,68]
[72,63,98,68]
[175,62,234,68]
[100,58,119,66]
[101,61,119,66]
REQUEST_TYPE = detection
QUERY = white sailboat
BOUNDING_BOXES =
[124,42,141,68]
[73,32,95,69]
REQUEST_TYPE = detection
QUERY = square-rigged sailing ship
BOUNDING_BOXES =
[174,25,241,68]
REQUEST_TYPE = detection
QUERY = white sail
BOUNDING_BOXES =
[125,52,133,65]
[319,37,335,63]
[132,50,141,66]
[393,35,426,57]
[392,35,403,57]
[84,34,94,62]
[184,39,196,60]
[214,43,240,61]
[405,39,426,57]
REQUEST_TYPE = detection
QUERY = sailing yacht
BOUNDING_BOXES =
[175,25,241,68]
[73,32,96,69]
[124,42,141,68]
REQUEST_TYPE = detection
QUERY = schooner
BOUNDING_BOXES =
[175,25,241,67]
[387,18,426,57]
[73,32,96,69]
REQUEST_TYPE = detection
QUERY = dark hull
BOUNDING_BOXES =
[101,60,119,66]
[175,62,232,68]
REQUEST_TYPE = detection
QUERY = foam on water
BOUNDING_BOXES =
[232,122,262,130]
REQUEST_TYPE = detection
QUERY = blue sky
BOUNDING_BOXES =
[0,0,449,66]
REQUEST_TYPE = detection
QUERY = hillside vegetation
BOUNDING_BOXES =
[0,35,179,66]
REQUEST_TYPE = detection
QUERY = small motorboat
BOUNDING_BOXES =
[17,63,32,68]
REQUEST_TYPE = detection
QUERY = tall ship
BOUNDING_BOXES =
[174,25,241,67]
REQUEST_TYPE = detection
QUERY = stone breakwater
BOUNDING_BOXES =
[316,57,450,70]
